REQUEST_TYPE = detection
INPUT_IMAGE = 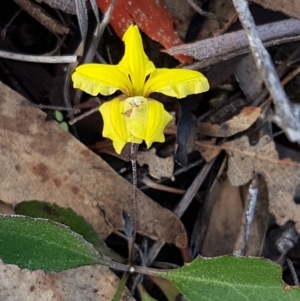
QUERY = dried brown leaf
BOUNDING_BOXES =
[198,107,261,137]
[0,82,187,249]
[0,261,134,301]
[251,0,300,19]
[201,177,243,256]
[194,139,221,162]
[137,149,174,180]
[224,135,300,233]
[234,55,265,102]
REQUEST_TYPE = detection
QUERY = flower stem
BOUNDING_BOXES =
[129,143,139,264]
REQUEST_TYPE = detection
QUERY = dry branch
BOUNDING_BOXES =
[165,19,300,68]
[13,0,69,34]
[232,0,300,144]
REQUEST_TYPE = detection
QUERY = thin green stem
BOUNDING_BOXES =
[112,272,130,301]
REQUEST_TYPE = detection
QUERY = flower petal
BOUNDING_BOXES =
[124,97,172,148]
[118,25,155,96]
[144,68,209,98]
[144,99,173,147]
[72,64,132,96]
[99,97,142,154]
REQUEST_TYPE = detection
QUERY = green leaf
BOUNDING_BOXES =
[15,201,102,250]
[60,121,69,132]
[0,215,102,272]
[54,110,64,122]
[14,200,124,262]
[155,256,300,301]
[137,283,159,301]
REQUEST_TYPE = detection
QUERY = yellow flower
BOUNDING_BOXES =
[72,25,209,154]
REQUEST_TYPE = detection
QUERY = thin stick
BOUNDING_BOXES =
[68,106,100,125]
[12,0,69,34]
[0,51,79,63]
[129,143,139,264]
[233,174,259,256]
[185,0,226,22]
[25,103,81,113]
[287,258,299,287]
[232,0,300,143]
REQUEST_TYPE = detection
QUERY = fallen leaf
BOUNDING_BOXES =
[0,82,187,249]
[251,0,300,19]
[0,261,134,301]
[175,98,198,166]
[137,149,174,180]
[224,135,300,233]
[234,55,265,103]
[194,139,221,162]
[201,177,243,256]
[198,107,261,137]
[96,0,191,63]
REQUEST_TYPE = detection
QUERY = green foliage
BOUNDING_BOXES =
[137,283,159,301]
[60,121,69,131]
[15,201,103,250]
[54,110,64,122]
[0,215,102,272]
[151,256,300,301]
[15,200,124,262]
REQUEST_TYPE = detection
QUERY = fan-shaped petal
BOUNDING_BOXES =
[72,64,132,96]
[144,68,209,98]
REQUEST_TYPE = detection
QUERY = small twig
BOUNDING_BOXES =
[232,0,300,143]
[72,0,117,105]
[1,8,22,39]
[185,0,226,22]
[68,105,100,125]
[0,51,79,63]
[83,0,118,63]
[12,0,69,34]
[287,259,299,287]
[165,19,300,69]
[233,174,259,256]
[141,176,185,195]
[25,103,80,113]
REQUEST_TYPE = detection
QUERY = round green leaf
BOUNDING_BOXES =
[0,215,103,272]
